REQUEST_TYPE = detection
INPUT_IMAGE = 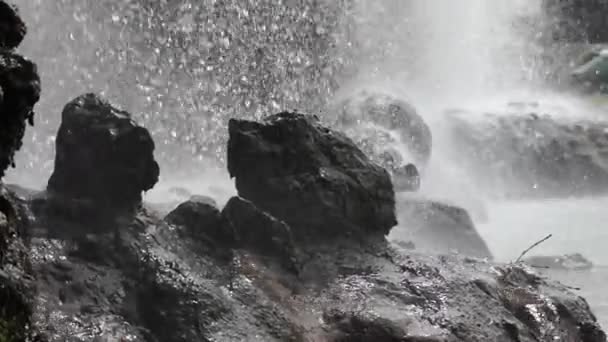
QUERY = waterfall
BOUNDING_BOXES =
[343,0,544,102]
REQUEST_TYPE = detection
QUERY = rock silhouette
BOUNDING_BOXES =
[47,93,159,213]
[0,0,40,178]
[227,112,397,242]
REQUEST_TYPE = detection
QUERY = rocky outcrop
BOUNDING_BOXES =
[0,187,37,342]
[0,3,40,340]
[1,103,600,341]
[446,110,608,198]
[0,1,26,50]
[330,91,433,168]
[390,195,493,259]
[14,193,605,341]
[47,93,159,213]
[227,112,397,242]
[0,0,40,178]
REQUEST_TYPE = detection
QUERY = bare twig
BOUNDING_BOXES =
[515,234,553,263]
[564,285,582,291]
[529,265,551,269]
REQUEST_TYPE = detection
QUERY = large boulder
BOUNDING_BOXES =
[390,196,493,259]
[0,1,26,50]
[227,112,397,242]
[0,1,39,179]
[330,91,433,168]
[0,52,40,178]
[47,93,159,212]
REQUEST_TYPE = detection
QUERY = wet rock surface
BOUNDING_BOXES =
[391,195,493,259]
[0,1,26,50]
[10,182,603,341]
[0,130,601,341]
[0,3,40,340]
[0,49,40,178]
[227,112,397,242]
[6,108,600,341]
[0,187,37,341]
[446,110,608,198]
[47,93,159,213]
[221,197,298,272]
[164,196,222,241]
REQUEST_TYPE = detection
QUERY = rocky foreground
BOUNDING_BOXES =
[0,96,604,340]
[0,1,606,341]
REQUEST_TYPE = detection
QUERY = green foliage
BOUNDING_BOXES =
[0,317,24,342]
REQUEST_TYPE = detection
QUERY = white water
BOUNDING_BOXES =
[349,0,608,329]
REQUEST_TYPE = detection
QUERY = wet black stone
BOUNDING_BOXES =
[0,52,40,178]
[0,1,26,50]
[227,112,397,243]
[165,198,224,242]
[47,93,159,212]
[221,196,298,271]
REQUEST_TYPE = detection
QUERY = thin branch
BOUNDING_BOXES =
[564,285,582,291]
[515,234,553,263]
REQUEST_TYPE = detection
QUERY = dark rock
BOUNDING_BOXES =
[0,187,37,341]
[0,1,26,50]
[542,0,608,43]
[446,110,608,198]
[524,253,594,270]
[330,91,432,168]
[496,265,606,341]
[0,52,40,178]
[221,196,298,271]
[322,309,409,341]
[6,181,604,341]
[164,197,223,241]
[47,93,159,212]
[227,112,397,242]
[390,196,493,259]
